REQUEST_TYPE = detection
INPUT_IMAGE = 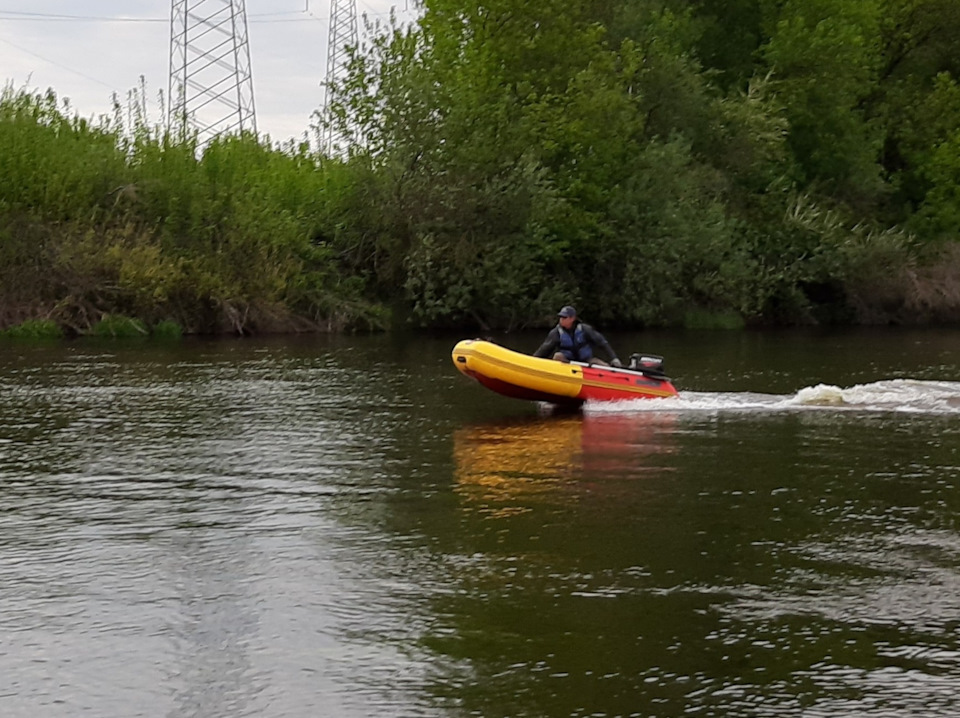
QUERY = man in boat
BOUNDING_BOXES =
[534,306,622,367]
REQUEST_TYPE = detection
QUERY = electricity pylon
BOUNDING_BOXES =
[322,0,358,153]
[168,0,257,142]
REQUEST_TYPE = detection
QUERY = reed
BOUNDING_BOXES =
[0,85,384,335]
[0,319,63,340]
[88,315,149,338]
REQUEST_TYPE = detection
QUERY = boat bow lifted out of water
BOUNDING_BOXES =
[452,339,678,407]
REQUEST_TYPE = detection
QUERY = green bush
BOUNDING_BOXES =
[152,320,183,339]
[1,319,63,340]
[89,314,148,338]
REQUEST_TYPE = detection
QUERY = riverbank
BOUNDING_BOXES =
[3,84,959,337]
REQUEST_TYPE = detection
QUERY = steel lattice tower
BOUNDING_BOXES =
[168,0,257,142]
[323,0,358,152]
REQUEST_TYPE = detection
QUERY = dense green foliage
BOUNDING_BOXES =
[320,0,960,328]
[0,87,386,334]
[3,0,960,334]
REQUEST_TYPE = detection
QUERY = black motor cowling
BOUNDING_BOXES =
[628,353,667,378]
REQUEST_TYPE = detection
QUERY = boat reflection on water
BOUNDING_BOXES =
[452,409,678,519]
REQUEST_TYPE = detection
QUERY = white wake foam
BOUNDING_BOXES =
[587,379,960,416]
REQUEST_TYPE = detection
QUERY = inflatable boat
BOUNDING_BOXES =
[452,339,678,406]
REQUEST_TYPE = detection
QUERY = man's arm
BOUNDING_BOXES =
[584,325,619,363]
[533,328,560,358]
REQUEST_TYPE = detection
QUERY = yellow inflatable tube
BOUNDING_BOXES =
[452,339,584,402]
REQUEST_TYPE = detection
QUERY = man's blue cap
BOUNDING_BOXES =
[557,305,577,318]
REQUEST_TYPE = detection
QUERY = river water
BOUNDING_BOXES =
[2,328,960,717]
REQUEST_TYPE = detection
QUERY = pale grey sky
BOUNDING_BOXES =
[0,1,417,143]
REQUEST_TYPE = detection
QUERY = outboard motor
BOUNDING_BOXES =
[629,353,667,378]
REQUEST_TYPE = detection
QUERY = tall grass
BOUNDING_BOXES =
[0,318,63,340]
[0,85,386,335]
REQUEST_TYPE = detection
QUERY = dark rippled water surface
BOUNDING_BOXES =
[3,329,960,717]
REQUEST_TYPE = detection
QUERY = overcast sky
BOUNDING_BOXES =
[0,0,417,143]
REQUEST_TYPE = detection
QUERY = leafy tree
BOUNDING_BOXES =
[872,0,960,232]
[762,0,887,206]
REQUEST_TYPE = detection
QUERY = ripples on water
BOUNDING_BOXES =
[0,345,448,718]
[593,378,960,416]
[3,337,960,717]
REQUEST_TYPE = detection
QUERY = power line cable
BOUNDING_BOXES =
[0,10,312,22]
[0,34,117,90]
[0,11,165,22]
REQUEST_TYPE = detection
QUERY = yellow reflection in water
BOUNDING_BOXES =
[453,412,677,518]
